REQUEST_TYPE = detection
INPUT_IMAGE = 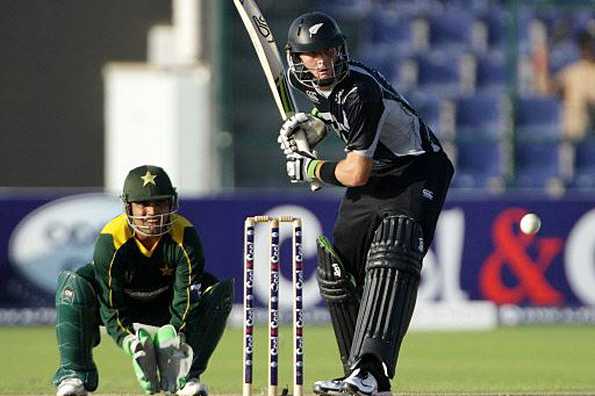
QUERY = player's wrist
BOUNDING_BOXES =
[318,161,343,186]
[306,159,323,181]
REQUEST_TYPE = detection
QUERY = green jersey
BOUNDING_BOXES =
[92,213,205,346]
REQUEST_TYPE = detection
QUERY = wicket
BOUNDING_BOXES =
[243,216,304,396]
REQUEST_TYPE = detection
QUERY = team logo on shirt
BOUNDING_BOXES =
[309,23,324,37]
[123,270,134,283]
[336,87,357,105]
[159,264,174,277]
[306,90,320,103]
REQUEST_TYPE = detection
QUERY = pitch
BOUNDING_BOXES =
[1,325,594,395]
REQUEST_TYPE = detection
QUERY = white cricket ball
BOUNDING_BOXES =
[520,213,541,235]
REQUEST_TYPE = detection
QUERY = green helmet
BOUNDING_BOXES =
[122,165,177,203]
[121,165,178,236]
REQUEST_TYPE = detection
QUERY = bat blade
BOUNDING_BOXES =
[234,0,322,191]
[233,0,296,120]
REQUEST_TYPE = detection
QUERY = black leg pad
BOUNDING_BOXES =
[317,235,360,375]
[348,215,424,378]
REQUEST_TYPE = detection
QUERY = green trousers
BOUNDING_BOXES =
[52,263,234,391]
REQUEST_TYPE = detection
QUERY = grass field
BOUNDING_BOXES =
[1,325,594,395]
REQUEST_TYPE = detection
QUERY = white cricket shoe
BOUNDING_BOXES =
[341,368,378,396]
[176,378,208,396]
[56,378,87,396]
[313,377,344,395]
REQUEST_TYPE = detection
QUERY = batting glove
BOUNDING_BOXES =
[286,151,321,183]
[123,328,160,394]
[278,112,327,156]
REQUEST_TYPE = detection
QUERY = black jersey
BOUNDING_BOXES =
[288,61,443,172]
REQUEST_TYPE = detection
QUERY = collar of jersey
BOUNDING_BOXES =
[316,85,333,98]
[134,236,161,257]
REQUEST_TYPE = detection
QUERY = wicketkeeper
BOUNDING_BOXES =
[278,12,454,396]
[52,165,233,396]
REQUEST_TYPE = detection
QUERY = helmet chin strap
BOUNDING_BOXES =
[317,77,337,89]
[313,56,337,88]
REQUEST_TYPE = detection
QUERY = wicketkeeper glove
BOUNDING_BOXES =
[286,151,322,183]
[154,324,194,394]
[278,112,327,156]
[122,328,160,394]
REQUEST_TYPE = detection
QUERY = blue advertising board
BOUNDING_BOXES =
[1,192,594,325]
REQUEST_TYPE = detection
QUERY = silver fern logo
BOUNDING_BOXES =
[309,23,324,37]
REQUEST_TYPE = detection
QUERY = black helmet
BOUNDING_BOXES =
[286,12,349,88]
[121,165,178,236]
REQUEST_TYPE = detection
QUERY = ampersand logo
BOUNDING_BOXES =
[479,208,564,305]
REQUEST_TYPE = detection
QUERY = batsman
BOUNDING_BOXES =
[278,12,454,396]
[52,165,233,396]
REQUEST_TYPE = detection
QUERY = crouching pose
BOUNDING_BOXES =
[278,12,454,396]
[52,165,233,396]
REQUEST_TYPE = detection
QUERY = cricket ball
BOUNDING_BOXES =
[520,213,541,235]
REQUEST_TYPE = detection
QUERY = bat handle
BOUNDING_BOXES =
[294,131,322,192]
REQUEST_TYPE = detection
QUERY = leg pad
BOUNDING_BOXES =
[349,215,424,378]
[52,270,100,391]
[317,236,360,374]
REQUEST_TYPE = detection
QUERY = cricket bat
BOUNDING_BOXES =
[233,0,322,192]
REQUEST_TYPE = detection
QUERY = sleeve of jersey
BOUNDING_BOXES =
[343,83,385,157]
[169,226,205,331]
[92,235,134,346]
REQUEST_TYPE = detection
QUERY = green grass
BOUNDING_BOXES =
[1,325,594,395]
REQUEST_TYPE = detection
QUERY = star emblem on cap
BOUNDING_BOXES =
[141,171,157,187]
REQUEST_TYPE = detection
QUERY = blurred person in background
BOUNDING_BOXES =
[534,25,595,140]
[278,11,453,396]
[52,165,233,396]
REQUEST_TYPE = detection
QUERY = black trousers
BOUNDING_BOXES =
[333,150,454,288]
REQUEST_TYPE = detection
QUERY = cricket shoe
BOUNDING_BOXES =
[341,368,378,396]
[176,378,208,396]
[56,378,87,396]
[313,377,345,396]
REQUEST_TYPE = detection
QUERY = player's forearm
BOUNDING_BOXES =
[335,159,370,186]
[316,156,371,187]
[98,303,134,346]
[94,265,134,344]
[169,265,201,331]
